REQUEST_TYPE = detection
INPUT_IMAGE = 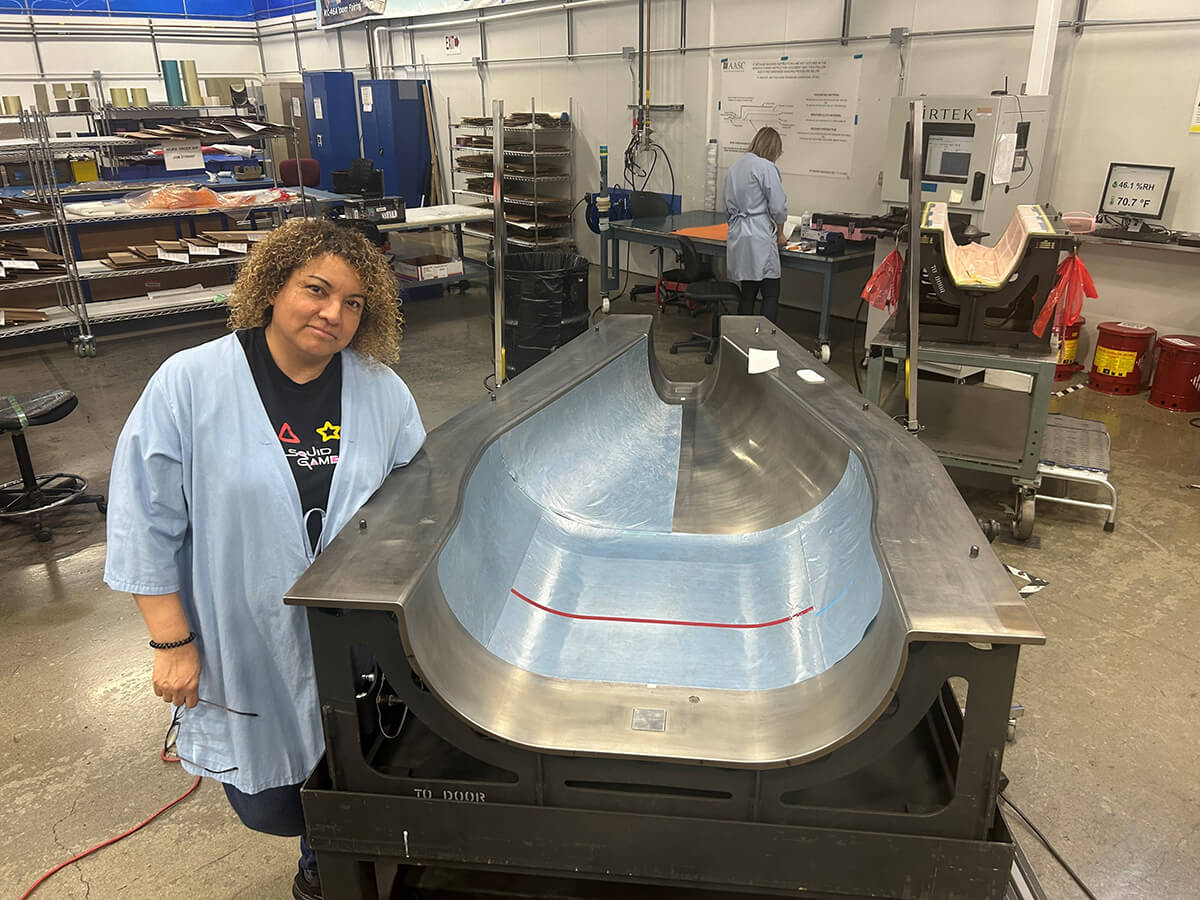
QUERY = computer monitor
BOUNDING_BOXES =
[1098,163,1174,220]
[900,122,976,185]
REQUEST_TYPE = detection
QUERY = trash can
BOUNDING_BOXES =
[488,250,590,380]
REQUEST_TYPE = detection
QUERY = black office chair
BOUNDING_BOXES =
[668,235,741,365]
[1,389,105,541]
[627,192,690,304]
[332,158,384,199]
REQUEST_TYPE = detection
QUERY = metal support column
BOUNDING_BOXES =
[1026,0,1064,95]
[906,98,922,435]
[840,0,852,46]
[148,19,161,73]
[255,21,268,77]
[292,15,303,75]
[366,24,378,79]
[1073,0,1089,33]
[28,15,45,77]
[478,15,488,113]
[491,98,507,385]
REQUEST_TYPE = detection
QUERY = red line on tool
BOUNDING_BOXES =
[510,589,814,630]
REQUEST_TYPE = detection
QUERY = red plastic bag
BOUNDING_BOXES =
[862,249,904,314]
[1033,252,1097,338]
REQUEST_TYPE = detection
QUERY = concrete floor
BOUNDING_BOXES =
[2,268,1199,899]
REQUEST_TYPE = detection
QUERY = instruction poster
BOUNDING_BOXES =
[717,55,863,178]
[1191,75,1200,134]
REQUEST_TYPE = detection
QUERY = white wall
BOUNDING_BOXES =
[0,15,262,108]
[3,1,1194,338]
[1044,16,1200,339]
[360,0,1198,336]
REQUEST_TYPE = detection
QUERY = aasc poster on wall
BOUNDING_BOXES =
[717,55,863,179]
[320,0,539,27]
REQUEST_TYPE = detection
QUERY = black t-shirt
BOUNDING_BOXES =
[237,328,342,553]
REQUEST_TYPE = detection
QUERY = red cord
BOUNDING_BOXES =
[19,752,202,899]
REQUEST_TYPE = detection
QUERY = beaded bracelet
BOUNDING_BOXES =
[149,631,197,650]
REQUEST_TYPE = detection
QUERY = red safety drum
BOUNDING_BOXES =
[1149,334,1200,412]
[1088,321,1156,395]
[1055,315,1085,381]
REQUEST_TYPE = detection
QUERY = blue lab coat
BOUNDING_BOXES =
[723,152,789,281]
[104,332,425,793]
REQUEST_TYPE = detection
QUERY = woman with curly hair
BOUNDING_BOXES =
[103,218,425,900]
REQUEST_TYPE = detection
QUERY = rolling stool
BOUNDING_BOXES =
[1,390,106,542]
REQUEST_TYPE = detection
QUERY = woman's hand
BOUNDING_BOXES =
[153,643,201,708]
[133,592,200,708]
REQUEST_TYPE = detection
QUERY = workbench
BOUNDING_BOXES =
[600,209,875,361]
[375,203,493,299]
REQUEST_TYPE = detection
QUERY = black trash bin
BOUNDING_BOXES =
[488,250,590,380]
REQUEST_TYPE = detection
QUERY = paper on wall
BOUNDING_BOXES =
[361,85,373,113]
[1192,76,1200,134]
[313,97,323,120]
[992,132,1016,185]
[292,96,302,118]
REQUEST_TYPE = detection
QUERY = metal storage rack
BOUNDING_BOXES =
[447,97,576,251]
[98,103,277,184]
[0,109,324,357]
[0,112,154,356]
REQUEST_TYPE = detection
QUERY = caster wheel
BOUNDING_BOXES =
[75,343,87,358]
[35,528,52,542]
[1013,494,1036,541]
[704,353,714,365]
[819,343,831,364]
[669,346,678,354]
[97,499,107,514]
[1104,521,1114,532]
[86,343,97,358]
[1007,719,1017,742]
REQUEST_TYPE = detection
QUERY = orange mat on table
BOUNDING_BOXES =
[672,223,729,241]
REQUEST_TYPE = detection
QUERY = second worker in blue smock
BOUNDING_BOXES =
[723,126,788,323]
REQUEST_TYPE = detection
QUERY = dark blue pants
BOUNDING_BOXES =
[223,781,316,873]
[737,278,781,323]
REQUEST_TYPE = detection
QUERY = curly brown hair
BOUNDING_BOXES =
[226,217,403,364]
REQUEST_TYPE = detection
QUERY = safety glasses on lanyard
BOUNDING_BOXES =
[163,699,258,775]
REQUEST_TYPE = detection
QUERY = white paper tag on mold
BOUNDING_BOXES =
[747,348,779,374]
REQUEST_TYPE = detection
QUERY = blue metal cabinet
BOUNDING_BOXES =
[357,79,431,207]
[303,71,359,191]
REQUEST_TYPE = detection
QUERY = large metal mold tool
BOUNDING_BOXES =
[288,316,1042,769]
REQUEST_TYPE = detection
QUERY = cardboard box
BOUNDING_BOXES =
[396,254,464,282]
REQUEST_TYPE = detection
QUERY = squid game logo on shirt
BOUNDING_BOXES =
[285,446,339,469]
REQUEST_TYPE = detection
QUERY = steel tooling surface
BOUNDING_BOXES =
[287,316,1043,766]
